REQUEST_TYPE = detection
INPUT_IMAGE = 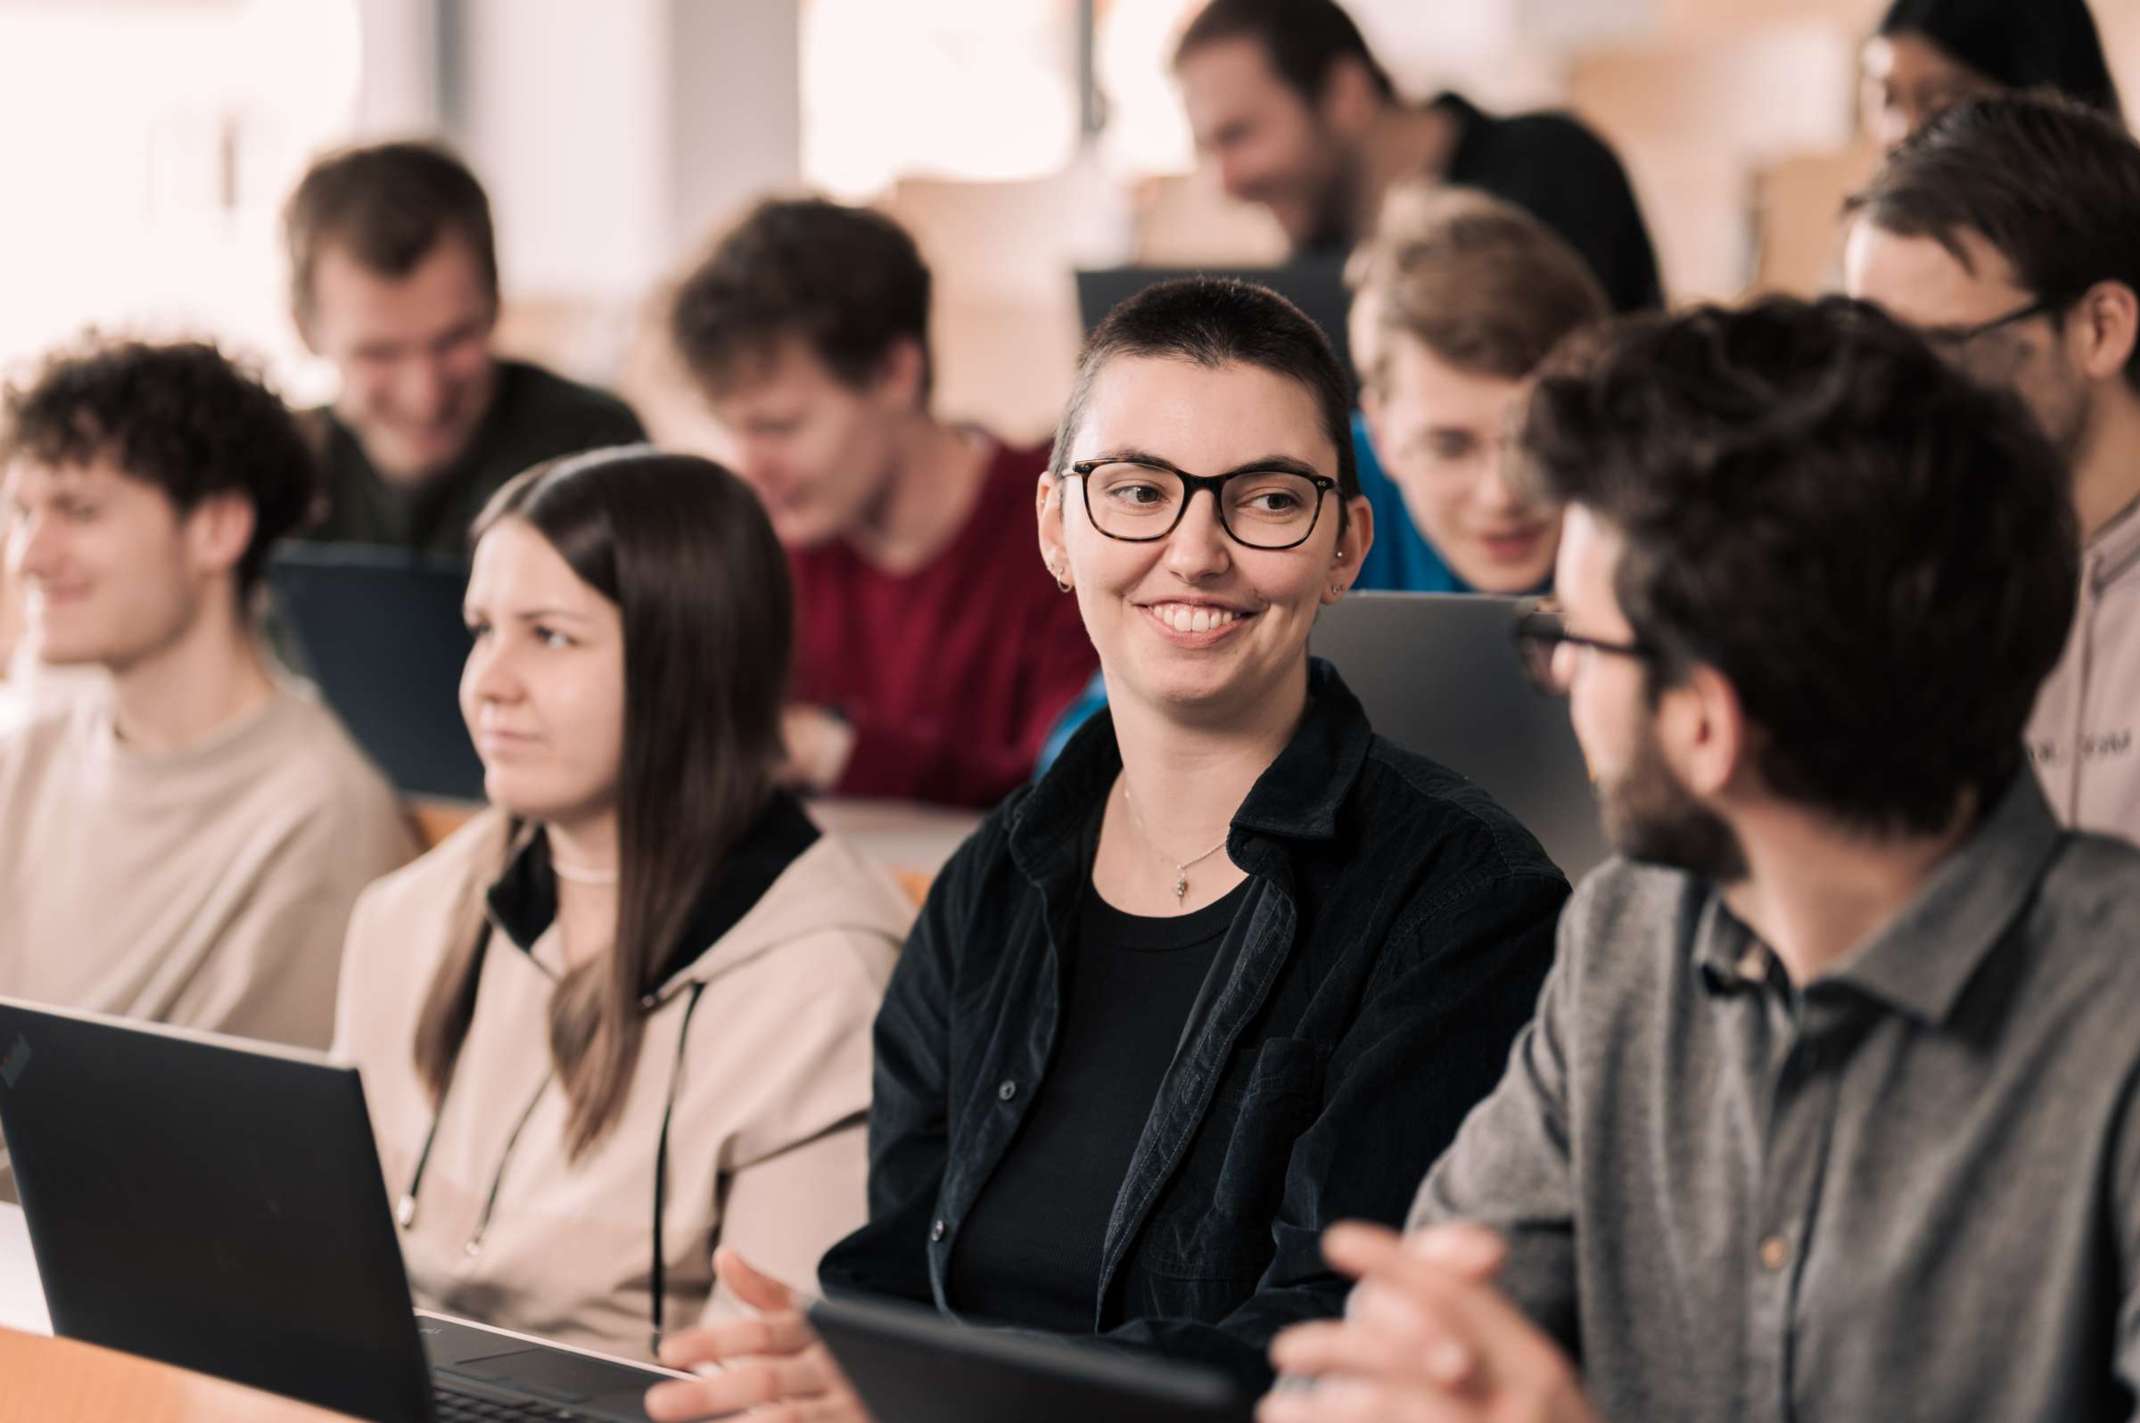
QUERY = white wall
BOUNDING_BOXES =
[455,0,800,304]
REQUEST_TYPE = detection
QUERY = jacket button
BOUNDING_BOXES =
[996,1079,1018,1102]
[930,1219,947,1243]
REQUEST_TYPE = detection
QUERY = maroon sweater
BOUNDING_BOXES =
[789,439,1098,808]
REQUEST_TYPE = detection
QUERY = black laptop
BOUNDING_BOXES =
[811,1293,1254,1423]
[268,542,485,803]
[0,998,684,1422]
[1312,592,1609,880]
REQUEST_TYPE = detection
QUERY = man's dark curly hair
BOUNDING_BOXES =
[670,198,933,399]
[1520,295,2078,836]
[3,339,317,594]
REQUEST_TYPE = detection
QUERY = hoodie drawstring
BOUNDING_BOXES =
[648,979,710,1359]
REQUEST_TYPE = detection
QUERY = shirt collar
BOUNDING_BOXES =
[484,790,821,985]
[2086,491,2140,590]
[1694,773,2064,1024]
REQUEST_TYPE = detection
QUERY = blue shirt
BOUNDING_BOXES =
[1349,412,1470,595]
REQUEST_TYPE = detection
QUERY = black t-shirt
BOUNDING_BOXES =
[947,849,1254,1332]
[1432,91,1664,314]
[305,358,646,554]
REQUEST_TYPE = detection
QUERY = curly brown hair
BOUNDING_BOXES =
[3,339,317,594]
[1520,296,2078,835]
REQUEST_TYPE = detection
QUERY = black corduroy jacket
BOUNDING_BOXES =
[818,660,1569,1389]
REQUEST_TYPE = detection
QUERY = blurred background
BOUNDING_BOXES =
[2,0,2135,447]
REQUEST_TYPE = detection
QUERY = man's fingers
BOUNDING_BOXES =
[1404,1223,1508,1281]
[1258,1374,1474,1423]
[1270,1315,1476,1393]
[1321,1220,1507,1286]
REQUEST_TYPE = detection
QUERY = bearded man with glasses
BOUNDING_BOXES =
[1844,92,2140,844]
[1265,295,2140,1423]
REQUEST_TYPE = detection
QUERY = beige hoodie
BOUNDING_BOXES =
[2028,497,2140,844]
[332,807,914,1361]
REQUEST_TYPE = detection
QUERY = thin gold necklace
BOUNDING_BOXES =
[1119,781,1230,904]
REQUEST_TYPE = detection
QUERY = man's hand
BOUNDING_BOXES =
[645,1248,872,1423]
[780,704,857,793]
[1257,1222,1599,1423]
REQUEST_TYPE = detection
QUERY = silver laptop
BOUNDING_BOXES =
[0,997,686,1422]
[1313,592,1608,880]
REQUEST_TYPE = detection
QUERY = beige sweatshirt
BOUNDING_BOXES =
[0,678,416,1047]
[2028,497,2140,844]
[331,808,914,1361]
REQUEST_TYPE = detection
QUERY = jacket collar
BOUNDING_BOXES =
[485,791,822,987]
[1007,658,1374,893]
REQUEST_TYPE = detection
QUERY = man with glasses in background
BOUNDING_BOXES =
[1259,296,2140,1423]
[1844,93,2140,844]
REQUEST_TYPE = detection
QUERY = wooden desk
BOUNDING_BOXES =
[0,1327,361,1423]
[807,797,982,880]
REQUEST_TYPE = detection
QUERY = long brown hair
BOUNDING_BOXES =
[413,446,792,1157]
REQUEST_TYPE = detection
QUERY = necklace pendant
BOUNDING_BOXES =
[1173,872,1189,902]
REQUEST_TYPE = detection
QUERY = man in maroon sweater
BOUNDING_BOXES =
[671,199,1096,808]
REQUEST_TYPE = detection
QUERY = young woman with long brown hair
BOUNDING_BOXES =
[332,446,913,1360]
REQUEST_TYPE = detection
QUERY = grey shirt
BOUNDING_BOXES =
[1411,774,2140,1422]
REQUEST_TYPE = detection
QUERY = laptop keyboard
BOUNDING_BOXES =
[432,1382,595,1421]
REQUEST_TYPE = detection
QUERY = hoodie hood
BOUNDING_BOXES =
[476,791,912,999]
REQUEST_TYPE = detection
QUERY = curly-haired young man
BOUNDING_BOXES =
[0,340,415,1049]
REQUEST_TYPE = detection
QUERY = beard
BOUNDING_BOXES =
[1299,144,1367,254]
[1598,722,1749,883]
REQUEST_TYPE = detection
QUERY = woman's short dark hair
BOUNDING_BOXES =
[1845,92,2140,391]
[670,198,934,399]
[1877,0,2122,117]
[413,446,791,1158]
[1050,276,1359,504]
[1174,0,1396,106]
[2,338,316,595]
[283,140,499,332]
[1520,296,2078,836]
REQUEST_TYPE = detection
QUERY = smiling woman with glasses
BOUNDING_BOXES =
[644,277,1568,1423]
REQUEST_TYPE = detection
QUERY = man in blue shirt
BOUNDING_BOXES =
[1348,185,1608,597]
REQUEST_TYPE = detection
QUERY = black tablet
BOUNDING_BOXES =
[810,1294,1254,1423]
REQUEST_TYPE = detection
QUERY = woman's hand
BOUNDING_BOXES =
[644,1248,872,1423]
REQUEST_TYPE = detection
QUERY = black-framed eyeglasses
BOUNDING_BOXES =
[1510,599,1655,697]
[1915,296,2066,350]
[1066,456,1340,551]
